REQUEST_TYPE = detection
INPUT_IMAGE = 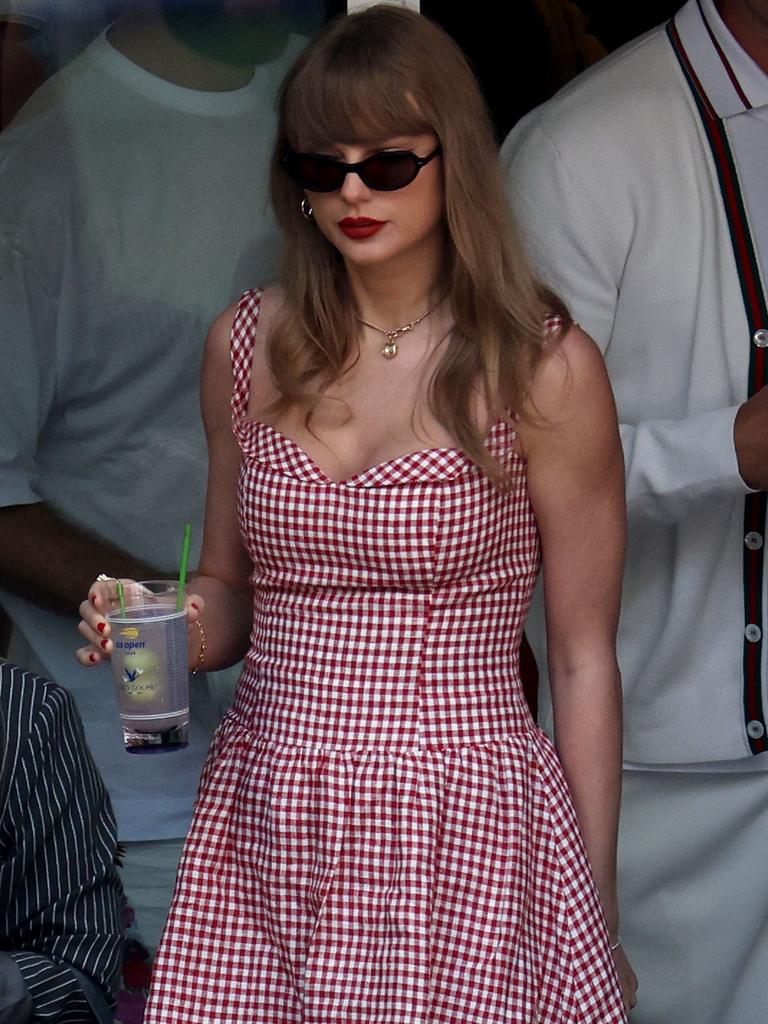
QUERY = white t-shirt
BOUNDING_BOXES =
[0,29,302,839]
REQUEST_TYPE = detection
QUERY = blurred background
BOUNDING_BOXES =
[1,0,682,136]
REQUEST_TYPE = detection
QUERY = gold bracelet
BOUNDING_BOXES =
[191,618,207,674]
[610,937,622,952]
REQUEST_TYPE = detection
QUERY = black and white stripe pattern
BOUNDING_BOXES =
[0,661,124,1022]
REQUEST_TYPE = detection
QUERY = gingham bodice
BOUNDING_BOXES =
[230,289,541,752]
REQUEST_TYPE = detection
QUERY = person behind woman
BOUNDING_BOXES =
[77,5,636,1020]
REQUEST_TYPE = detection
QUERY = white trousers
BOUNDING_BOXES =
[619,769,768,1024]
[120,838,185,955]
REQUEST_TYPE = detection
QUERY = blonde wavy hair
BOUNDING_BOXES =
[268,4,566,483]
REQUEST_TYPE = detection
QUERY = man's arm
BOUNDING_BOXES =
[0,224,157,614]
[0,503,157,614]
[0,664,125,1022]
[502,119,768,519]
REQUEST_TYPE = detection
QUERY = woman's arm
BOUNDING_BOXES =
[517,325,636,1007]
[185,303,255,670]
[76,304,253,671]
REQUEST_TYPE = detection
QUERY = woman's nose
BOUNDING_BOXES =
[339,171,370,203]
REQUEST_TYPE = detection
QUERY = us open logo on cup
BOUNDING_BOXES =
[116,626,146,652]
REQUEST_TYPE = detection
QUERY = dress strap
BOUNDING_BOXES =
[230,288,264,422]
[543,312,565,334]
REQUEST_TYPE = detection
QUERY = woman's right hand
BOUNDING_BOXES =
[75,577,133,666]
[75,578,205,666]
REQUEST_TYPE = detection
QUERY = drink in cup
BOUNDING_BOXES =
[107,580,190,753]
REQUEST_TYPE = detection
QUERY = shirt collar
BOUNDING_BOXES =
[696,0,768,113]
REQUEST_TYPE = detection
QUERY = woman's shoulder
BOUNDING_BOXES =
[517,320,611,443]
[254,285,287,334]
[533,320,606,404]
[517,320,619,468]
[206,286,286,352]
[202,287,288,425]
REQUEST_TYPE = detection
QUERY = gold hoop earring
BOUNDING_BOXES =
[300,197,314,221]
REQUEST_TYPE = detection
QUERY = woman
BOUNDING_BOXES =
[77,6,636,1020]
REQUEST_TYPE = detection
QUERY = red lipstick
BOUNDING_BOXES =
[338,217,386,239]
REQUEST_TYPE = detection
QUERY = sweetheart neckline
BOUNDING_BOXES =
[236,417,519,486]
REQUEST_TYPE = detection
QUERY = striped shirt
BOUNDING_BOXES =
[0,661,124,1022]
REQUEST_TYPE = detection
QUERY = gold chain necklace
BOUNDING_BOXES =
[358,297,444,359]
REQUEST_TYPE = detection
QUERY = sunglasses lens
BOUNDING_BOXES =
[286,154,345,192]
[360,152,418,191]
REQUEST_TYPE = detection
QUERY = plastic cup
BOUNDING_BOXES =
[106,580,190,753]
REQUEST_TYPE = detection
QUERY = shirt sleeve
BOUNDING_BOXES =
[0,674,125,1023]
[0,197,57,509]
[501,118,753,524]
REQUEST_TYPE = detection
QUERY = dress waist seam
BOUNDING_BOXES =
[223,707,538,757]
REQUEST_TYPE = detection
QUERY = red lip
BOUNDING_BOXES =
[338,217,386,240]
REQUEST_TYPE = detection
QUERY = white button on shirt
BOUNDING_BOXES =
[747,721,766,740]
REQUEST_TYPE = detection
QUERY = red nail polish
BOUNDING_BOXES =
[97,622,106,634]
[191,602,200,611]
[101,639,109,650]
[89,653,97,663]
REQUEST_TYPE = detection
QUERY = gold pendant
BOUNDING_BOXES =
[382,340,398,359]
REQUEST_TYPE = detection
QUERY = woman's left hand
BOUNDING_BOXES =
[612,944,638,1016]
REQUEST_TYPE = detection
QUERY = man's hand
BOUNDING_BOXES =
[734,386,768,491]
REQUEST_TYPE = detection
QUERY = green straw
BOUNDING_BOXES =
[116,580,127,616]
[176,523,192,612]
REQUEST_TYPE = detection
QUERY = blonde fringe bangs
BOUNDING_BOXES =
[281,47,430,152]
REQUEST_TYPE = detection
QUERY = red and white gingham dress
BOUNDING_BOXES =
[145,290,626,1024]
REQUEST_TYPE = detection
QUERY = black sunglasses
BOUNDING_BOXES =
[281,146,442,193]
